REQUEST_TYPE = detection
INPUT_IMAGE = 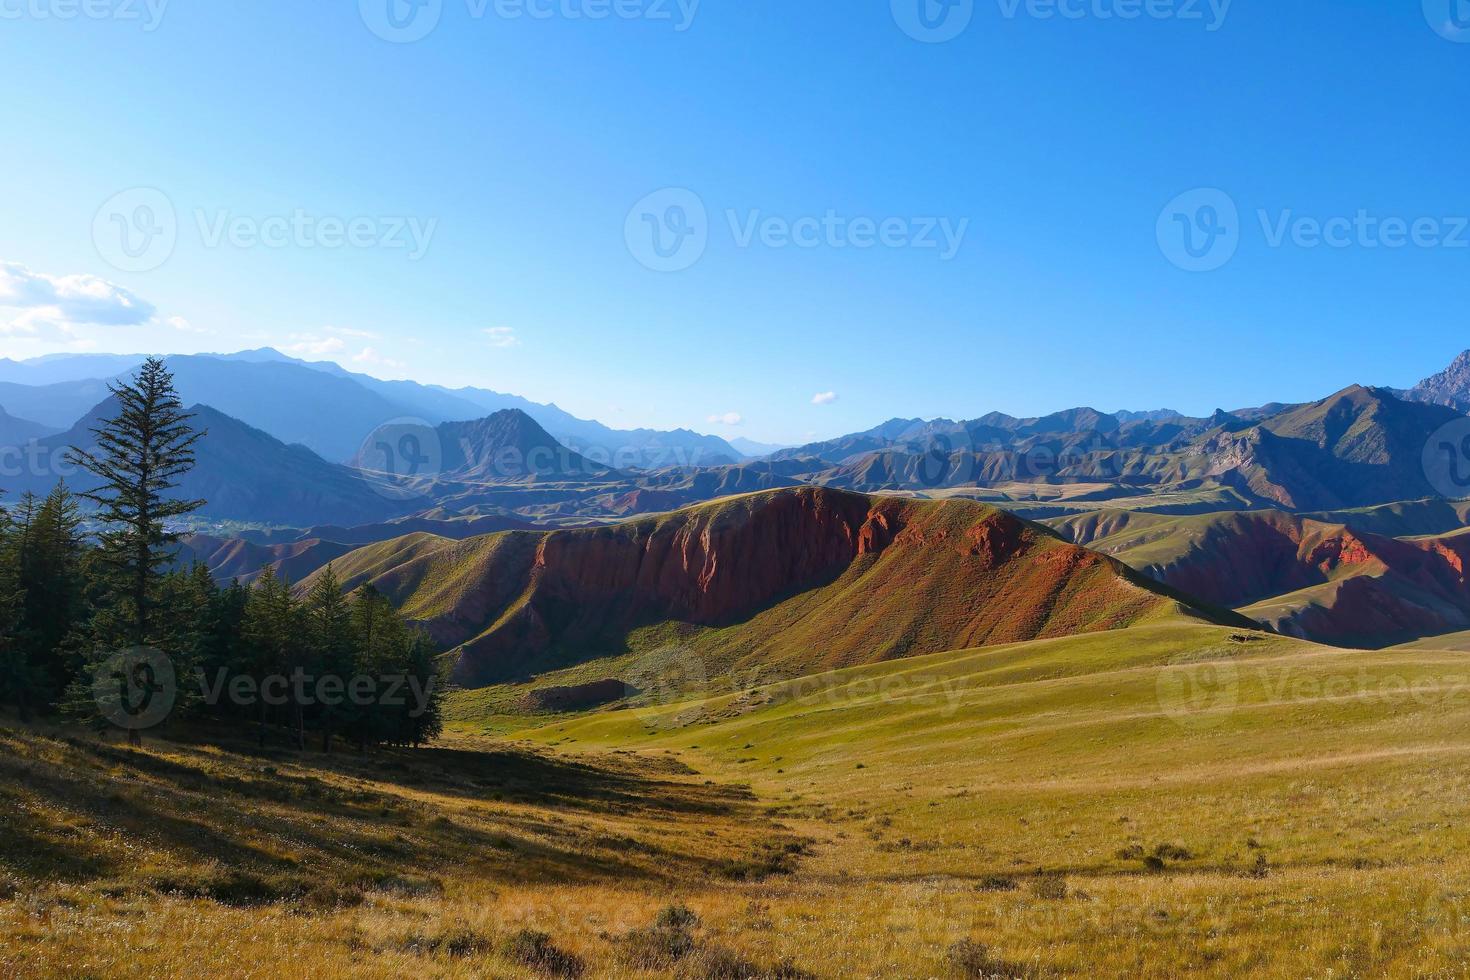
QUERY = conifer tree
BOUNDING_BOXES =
[66,357,203,745]
[304,564,354,752]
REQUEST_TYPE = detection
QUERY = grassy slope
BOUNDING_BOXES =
[12,622,1470,975]
[484,622,1470,977]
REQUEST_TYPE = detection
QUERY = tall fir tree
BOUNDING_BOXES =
[66,358,204,745]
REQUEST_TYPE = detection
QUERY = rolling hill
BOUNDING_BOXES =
[1049,506,1470,646]
[306,486,1251,686]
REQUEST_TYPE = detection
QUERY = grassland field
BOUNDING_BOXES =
[8,620,1470,977]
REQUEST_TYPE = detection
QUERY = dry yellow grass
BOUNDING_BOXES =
[9,622,1470,977]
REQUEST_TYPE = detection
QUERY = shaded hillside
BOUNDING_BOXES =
[7,400,413,527]
[176,534,357,586]
[356,410,618,484]
[309,487,1250,686]
[0,405,56,448]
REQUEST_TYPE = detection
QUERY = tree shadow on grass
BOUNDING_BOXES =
[0,726,785,897]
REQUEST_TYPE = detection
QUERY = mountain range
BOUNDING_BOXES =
[8,346,1470,654]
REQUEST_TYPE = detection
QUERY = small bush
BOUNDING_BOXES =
[656,903,701,931]
[976,874,1018,893]
[441,927,494,959]
[947,939,1020,978]
[679,944,761,979]
[503,929,585,978]
[619,926,696,969]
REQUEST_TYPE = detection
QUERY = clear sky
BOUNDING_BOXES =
[1,1,1467,444]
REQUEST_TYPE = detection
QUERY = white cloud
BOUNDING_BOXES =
[0,261,156,339]
[352,346,405,370]
[484,326,519,348]
[706,412,743,426]
[165,315,209,334]
[284,334,346,356]
[811,391,838,405]
[325,325,378,339]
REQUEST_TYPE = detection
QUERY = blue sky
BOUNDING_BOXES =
[0,1,1467,444]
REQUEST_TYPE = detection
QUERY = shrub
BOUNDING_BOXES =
[679,944,761,979]
[619,925,696,970]
[976,874,1018,893]
[656,903,701,931]
[503,929,585,978]
[947,939,1019,978]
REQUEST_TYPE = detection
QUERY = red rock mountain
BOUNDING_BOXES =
[309,487,1249,686]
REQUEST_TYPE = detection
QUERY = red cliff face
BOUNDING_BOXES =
[530,487,881,624]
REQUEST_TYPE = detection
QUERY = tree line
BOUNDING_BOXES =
[0,358,443,749]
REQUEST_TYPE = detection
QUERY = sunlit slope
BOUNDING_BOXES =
[511,621,1470,876]
[308,487,1251,686]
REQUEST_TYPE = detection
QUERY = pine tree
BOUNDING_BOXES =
[67,358,204,745]
[17,483,87,706]
[0,497,40,717]
[304,564,354,752]
[243,566,303,749]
